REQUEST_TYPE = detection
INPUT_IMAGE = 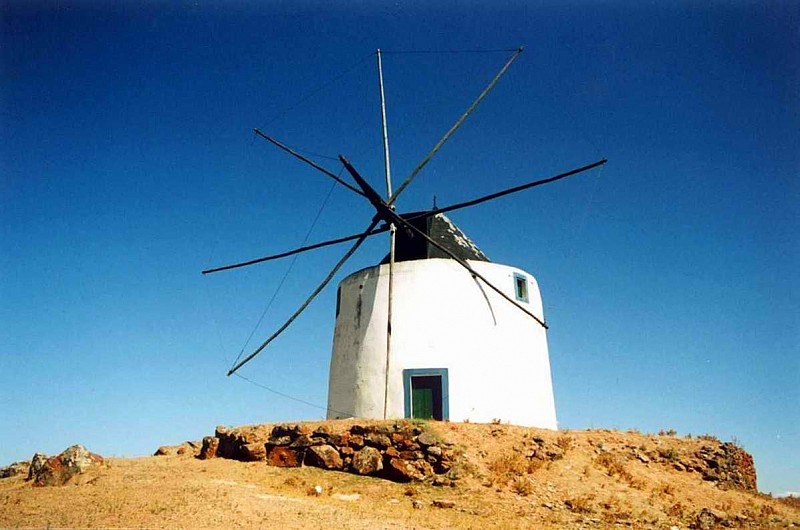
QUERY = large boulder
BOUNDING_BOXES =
[28,445,103,486]
[305,445,343,470]
[351,446,383,475]
[198,436,219,460]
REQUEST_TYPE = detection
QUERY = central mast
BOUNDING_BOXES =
[377,48,395,420]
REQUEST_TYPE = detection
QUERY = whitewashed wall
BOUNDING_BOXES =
[327,258,558,429]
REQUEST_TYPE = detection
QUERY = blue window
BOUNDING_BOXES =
[513,273,529,303]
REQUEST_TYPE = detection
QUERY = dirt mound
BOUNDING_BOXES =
[0,421,797,529]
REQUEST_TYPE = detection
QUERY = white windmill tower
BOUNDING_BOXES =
[203,48,606,430]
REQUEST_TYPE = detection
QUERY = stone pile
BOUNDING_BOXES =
[692,442,757,491]
[199,422,458,482]
[619,437,757,492]
[0,461,29,479]
[27,445,103,486]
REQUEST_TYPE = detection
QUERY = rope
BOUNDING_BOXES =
[229,176,340,371]
[257,53,374,130]
[389,48,523,204]
[227,217,380,376]
[232,372,354,418]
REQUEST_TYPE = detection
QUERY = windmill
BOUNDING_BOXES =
[203,48,607,428]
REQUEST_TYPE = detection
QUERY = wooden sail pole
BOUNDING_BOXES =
[376,49,395,420]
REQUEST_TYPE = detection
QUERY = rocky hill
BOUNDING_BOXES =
[1,420,798,529]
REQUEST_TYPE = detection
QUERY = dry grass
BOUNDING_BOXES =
[2,421,799,529]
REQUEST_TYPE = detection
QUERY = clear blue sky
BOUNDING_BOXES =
[1,2,797,495]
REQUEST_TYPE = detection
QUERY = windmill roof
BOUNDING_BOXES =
[379,211,490,264]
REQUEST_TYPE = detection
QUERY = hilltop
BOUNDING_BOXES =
[1,420,798,529]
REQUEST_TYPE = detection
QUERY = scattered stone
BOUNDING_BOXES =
[432,499,456,509]
[412,499,424,509]
[636,453,650,464]
[310,484,323,496]
[306,445,343,470]
[28,445,103,487]
[198,436,219,460]
[0,461,28,479]
[691,507,726,530]
[351,446,383,475]
[432,476,452,487]
[426,446,442,457]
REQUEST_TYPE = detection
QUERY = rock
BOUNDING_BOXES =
[214,425,271,460]
[387,457,434,482]
[365,432,392,448]
[328,432,350,446]
[27,453,47,481]
[412,499,424,509]
[306,445,343,470]
[268,425,300,447]
[426,446,442,457]
[691,508,725,530]
[267,446,304,468]
[241,442,267,461]
[198,436,219,460]
[432,476,452,487]
[432,499,455,509]
[349,434,365,448]
[351,446,383,475]
[0,461,29,479]
[29,445,103,487]
[154,446,172,456]
[417,432,438,447]
[290,435,319,448]
[268,435,293,447]
[636,453,650,463]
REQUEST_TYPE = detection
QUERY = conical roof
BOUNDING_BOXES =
[379,211,489,264]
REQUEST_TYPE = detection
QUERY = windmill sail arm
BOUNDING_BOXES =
[201,225,388,275]
[202,159,606,275]
[389,47,524,206]
[425,158,608,218]
[227,218,380,376]
[253,129,366,198]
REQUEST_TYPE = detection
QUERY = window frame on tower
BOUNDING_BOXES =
[513,272,529,303]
